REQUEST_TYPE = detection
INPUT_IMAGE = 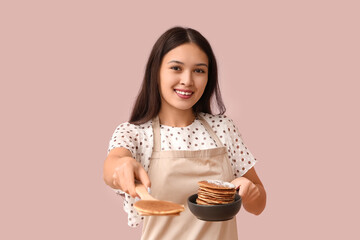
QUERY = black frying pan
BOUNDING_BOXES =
[187,193,242,221]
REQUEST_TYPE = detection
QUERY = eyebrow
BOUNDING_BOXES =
[167,60,208,68]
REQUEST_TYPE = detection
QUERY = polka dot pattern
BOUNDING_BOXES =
[108,112,257,227]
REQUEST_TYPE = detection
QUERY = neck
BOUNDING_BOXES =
[158,108,196,127]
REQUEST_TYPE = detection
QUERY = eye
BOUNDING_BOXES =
[194,69,206,73]
[170,66,181,71]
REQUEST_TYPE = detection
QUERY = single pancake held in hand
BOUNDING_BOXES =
[133,183,185,216]
[134,200,184,216]
[196,180,236,205]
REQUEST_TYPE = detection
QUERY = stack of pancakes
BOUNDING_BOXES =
[196,180,236,205]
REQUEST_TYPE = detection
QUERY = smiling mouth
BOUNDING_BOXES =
[174,89,193,96]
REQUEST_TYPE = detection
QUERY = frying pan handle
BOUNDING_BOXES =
[135,183,155,200]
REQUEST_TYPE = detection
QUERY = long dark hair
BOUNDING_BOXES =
[129,26,226,125]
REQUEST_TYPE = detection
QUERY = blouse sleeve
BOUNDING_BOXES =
[107,122,139,158]
[224,116,257,177]
[107,123,139,196]
[106,123,146,227]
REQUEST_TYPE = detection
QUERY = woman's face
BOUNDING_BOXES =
[158,43,209,113]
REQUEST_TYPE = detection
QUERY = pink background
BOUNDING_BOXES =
[1,0,359,239]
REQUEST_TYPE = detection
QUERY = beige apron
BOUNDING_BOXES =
[141,115,238,240]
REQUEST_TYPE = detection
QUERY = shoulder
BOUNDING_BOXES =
[198,112,235,129]
[198,112,242,143]
[109,119,153,148]
[112,119,153,134]
[108,119,154,156]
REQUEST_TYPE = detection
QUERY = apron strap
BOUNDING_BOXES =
[197,115,224,148]
[152,116,161,152]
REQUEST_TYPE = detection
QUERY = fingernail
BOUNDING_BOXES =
[135,197,140,202]
[147,187,151,194]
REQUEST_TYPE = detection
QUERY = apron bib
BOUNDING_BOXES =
[141,115,238,240]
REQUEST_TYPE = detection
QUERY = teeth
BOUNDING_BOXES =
[175,90,192,96]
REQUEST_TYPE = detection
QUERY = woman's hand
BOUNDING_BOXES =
[103,148,151,198]
[231,177,260,204]
[112,156,150,198]
[230,167,266,215]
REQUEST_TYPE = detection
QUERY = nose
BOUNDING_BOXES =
[180,70,193,86]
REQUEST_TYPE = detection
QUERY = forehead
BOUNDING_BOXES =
[162,43,208,64]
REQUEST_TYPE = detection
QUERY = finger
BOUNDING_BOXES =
[238,184,248,199]
[230,179,238,188]
[114,170,124,189]
[112,171,120,188]
[124,169,137,198]
[118,169,127,193]
[136,167,151,189]
[230,177,245,190]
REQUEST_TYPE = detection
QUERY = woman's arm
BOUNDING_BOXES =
[103,147,151,198]
[231,167,266,215]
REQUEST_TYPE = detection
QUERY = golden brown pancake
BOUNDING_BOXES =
[197,195,235,205]
[196,198,210,205]
[134,200,185,216]
[198,190,235,197]
[139,212,181,216]
[198,186,236,195]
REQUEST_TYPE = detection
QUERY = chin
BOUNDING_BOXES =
[171,102,196,111]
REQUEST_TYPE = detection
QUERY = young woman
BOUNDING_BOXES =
[103,26,266,240]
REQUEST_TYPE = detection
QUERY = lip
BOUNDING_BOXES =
[174,89,194,99]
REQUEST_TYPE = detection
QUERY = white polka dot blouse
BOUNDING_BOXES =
[107,112,257,227]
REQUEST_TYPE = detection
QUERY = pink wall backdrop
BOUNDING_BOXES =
[1,0,359,239]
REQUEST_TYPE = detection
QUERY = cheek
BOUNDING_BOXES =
[159,79,176,98]
[196,77,208,92]
[160,72,176,87]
